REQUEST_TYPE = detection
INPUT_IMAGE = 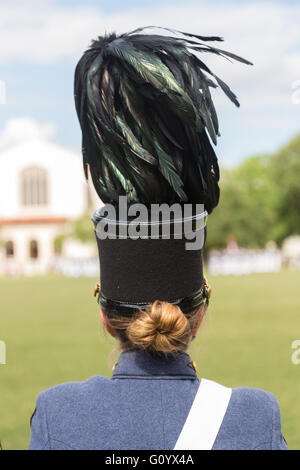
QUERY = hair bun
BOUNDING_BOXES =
[127,300,191,353]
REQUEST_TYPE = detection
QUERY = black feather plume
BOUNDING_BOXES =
[74,25,253,213]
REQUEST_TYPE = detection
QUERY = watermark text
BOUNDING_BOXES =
[0,340,6,364]
[291,340,300,365]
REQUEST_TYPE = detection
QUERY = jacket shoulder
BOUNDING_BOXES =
[29,375,112,450]
[222,386,288,450]
[232,386,278,412]
[37,374,111,403]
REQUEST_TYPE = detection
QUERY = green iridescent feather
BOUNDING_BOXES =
[74,26,252,212]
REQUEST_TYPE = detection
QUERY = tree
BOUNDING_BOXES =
[205,155,278,250]
[53,211,95,254]
[270,135,300,243]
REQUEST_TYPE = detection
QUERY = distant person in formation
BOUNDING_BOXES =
[29,26,288,450]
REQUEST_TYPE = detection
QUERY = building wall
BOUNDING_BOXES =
[1,222,65,275]
[0,138,87,219]
[0,136,98,275]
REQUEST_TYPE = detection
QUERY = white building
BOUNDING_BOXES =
[0,119,99,275]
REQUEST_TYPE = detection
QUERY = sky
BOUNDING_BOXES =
[0,0,300,168]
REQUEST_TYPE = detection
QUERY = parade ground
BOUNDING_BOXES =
[1,271,299,450]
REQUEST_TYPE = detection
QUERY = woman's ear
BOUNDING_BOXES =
[192,303,207,337]
[100,308,117,338]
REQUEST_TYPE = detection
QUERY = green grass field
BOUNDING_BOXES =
[0,271,299,450]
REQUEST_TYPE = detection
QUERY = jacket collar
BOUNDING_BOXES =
[111,349,198,380]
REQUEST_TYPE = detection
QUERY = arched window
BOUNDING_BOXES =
[5,241,14,258]
[21,166,48,206]
[29,240,39,259]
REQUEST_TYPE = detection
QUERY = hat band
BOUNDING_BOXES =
[98,281,210,317]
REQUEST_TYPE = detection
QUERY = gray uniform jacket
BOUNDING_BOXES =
[29,349,289,450]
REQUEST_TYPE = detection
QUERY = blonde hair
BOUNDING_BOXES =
[104,300,204,355]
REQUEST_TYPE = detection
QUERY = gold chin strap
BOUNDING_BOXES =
[94,283,100,297]
[203,276,212,304]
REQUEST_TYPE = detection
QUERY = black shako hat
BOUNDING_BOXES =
[92,204,210,316]
[74,26,251,315]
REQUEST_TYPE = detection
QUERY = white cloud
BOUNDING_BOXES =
[0,1,299,165]
[0,118,55,151]
[0,1,299,109]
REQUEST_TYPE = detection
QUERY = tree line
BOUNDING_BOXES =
[205,134,300,250]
